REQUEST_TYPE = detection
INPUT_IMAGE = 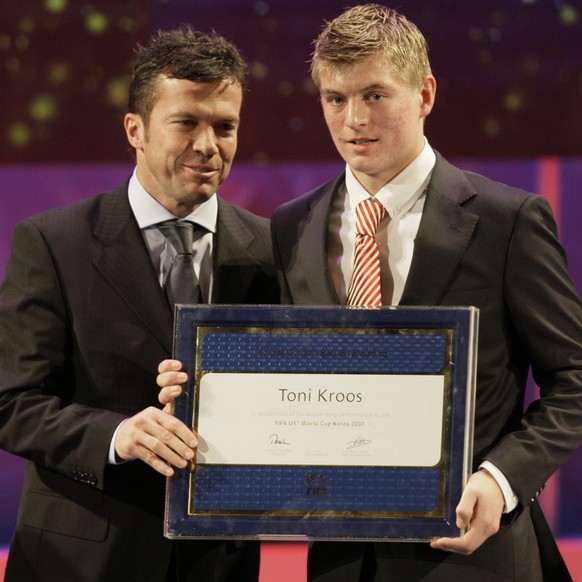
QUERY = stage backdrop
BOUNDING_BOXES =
[1,158,582,546]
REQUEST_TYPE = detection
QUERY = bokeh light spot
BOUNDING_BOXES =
[252,151,270,165]
[30,94,57,122]
[469,27,483,43]
[254,1,270,17]
[491,11,507,27]
[8,123,31,148]
[289,116,304,133]
[107,77,129,107]
[18,19,35,34]
[303,78,318,95]
[483,117,500,137]
[504,91,523,112]
[15,35,30,51]
[85,12,108,35]
[487,27,502,42]
[118,16,136,32]
[559,5,579,25]
[48,62,69,85]
[45,0,68,13]
[251,61,268,80]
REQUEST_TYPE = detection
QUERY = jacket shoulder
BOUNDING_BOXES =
[431,151,540,214]
[218,197,270,229]
[273,173,344,227]
[21,182,130,233]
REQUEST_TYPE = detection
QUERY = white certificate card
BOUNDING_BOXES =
[196,373,444,467]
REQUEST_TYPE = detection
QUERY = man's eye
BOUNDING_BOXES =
[369,93,383,102]
[216,124,236,135]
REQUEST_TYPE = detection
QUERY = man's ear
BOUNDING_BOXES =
[419,75,436,119]
[124,113,145,150]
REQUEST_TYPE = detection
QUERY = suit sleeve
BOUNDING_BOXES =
[0,219,125,489]
[485,195,582,506]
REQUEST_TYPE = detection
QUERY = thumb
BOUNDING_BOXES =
[456,487,477,529]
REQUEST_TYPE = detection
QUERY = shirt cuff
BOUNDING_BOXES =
[108,419,128,465]
[479,460,519,513]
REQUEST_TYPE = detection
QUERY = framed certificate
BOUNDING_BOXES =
[164,305,478,541]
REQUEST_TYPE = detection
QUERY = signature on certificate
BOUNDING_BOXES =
[346,436,372,450]
[270,434,291,445]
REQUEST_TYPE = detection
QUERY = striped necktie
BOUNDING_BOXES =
[347,198,386,307]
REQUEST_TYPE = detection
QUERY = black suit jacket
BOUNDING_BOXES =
[272,152,582,581]
[0,183,279,582]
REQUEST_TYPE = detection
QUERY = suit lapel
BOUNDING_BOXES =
[214,197,254,261]
[92,185,173,352]
[400,154,479,306]
[296,176,342,304]
[212,198,265,303]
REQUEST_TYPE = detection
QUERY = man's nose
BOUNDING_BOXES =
[346,99,368,128]
[193,127,219,156]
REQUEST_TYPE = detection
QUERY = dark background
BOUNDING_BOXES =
[1,0,581,163]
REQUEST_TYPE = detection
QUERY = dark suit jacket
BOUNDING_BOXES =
[0,182,279,582]
[271,152,582,581]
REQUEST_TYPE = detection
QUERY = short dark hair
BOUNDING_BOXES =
[128,25,248,126]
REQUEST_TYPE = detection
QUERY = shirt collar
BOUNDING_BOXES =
[345,138,436,217]
[128,168,218,233]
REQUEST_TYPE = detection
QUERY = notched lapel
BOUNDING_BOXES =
[401,157,479,306]
[296,180,341,305]
[91,189,173,352]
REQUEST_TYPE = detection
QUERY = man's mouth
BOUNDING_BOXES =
[348,138,378,145]
[187,165,219,175]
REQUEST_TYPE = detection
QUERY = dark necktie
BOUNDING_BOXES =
[158,220,200,307]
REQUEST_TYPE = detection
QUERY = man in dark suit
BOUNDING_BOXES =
[0,26,278,582]
[269,5,582,581]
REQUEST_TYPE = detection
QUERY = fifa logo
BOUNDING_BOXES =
[305,474,327,496]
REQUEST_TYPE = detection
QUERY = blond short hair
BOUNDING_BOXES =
[310,4,432,89]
